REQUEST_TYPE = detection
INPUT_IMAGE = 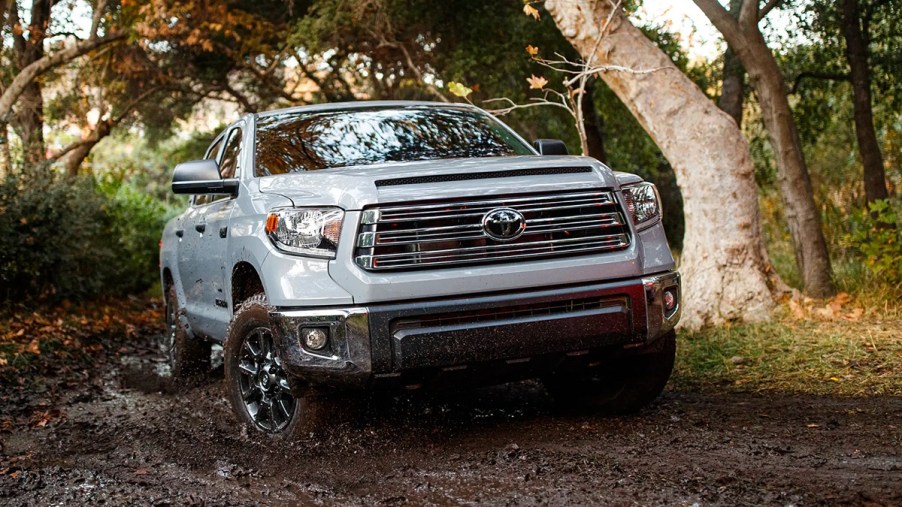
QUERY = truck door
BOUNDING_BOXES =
[176,133,225,335]
[189,123,244,340]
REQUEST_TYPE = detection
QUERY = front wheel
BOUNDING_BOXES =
[224,294,331,438]
[543,330,676,415]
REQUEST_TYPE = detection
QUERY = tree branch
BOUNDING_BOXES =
[91,0,107,38]
[790,71,850,94]
[758,0,782,21]
[693,0,744,35]
[0,32,125,124]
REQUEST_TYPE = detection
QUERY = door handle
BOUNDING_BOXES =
[219,226,228,238]
[175,229,184,238]
[195,223,206,233]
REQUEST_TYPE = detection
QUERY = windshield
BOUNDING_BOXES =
[254,106,533,175]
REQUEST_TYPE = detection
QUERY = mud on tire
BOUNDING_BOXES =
[543,330,676,415]
[224,293,338,439]
[164,285,211,378]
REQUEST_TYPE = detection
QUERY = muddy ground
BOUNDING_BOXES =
[1,310,900,506]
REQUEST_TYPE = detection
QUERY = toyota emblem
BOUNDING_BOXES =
[482,208,526,242]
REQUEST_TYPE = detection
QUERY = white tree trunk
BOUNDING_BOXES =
[545,0,775,329]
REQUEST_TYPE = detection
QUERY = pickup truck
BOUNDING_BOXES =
[160,101,681,438]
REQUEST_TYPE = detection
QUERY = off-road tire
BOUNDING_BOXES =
[543,330,676,415]
[163,285,211,378]
[224,293,337,439]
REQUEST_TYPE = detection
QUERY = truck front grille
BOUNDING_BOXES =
[354,189,631,271]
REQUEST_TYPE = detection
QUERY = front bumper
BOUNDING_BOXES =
[270,271,680,389]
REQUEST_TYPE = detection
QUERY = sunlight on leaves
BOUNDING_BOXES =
[447,81,473,98]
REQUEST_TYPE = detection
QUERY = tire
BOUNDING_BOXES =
[223,293,334,439]
[543,330,676,415]
[163,285,212,378]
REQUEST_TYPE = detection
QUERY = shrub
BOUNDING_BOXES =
[0,170,171,304]
[97,178,172,295]
[842,198,902,288]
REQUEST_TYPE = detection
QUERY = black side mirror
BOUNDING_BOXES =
[171,159,239,195]
[532,139,569,156]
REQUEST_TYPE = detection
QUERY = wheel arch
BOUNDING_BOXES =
[231,261,266,311]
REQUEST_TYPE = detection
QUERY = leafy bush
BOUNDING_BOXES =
[842,199,902,287]
[0,170,171,304]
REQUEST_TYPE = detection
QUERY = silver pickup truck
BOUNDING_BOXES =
[160,101,681,438]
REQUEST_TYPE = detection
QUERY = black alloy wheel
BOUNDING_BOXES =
[234,326,296,432]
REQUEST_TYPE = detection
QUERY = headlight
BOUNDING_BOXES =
[621,182,661,229]
[265,207,344,258]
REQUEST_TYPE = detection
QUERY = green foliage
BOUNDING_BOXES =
[0,171,172,304]
[98,179,174,296]
[0,171,110,302]
[842,199,902,286]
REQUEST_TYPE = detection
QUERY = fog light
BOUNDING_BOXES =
[301,327,329,350]
[663,289,676,311]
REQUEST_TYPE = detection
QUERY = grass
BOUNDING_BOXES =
[674,307,902,396]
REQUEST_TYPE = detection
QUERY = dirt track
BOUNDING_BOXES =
[1,327,900,505]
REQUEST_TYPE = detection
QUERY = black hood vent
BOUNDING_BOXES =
[375,166,592,187]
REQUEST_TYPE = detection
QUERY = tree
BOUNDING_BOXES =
[718,0,745,125]
[692,0,835,298]
[0,0,125,172]
[544,0,775,329]
[841,0,889,204]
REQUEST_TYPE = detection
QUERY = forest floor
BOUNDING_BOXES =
[0,296,900,505]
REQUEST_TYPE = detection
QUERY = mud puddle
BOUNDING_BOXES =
[1,331,900,505]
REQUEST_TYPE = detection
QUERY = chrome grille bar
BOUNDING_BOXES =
[355,188,631,271]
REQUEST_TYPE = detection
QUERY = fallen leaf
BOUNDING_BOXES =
[26,339,40,355]
[447,81,472,98]
[134,469,150,475]
[829,376,841,382]
[806,423,820,428]
[788,299,806,319]
[834,292,851,305]
[525,44,539,57]
[527,74,548,89]
[523,3,540,20]
[816,305,834,319]
[32,411,51,427]
[844,308,864,321]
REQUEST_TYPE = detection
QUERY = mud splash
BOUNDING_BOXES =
[1,330,900,505]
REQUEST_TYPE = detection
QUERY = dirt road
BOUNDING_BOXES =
[2,326,900,505]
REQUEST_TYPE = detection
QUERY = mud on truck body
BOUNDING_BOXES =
[160,101,681,438]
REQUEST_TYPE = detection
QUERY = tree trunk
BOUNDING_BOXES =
[545,0,776,329]
[580,81,608,163]
[841,0,888,204]
[11,0,51,167]
[717,0,745,125]
[693,0,835,298]
[62,120,112,176]
[12,83,45,167]
[0,124,10,176]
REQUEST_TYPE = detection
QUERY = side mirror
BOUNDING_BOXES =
[532,139,569,156]
[171,159,238,196]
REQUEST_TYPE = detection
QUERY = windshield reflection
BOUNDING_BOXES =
[255,107,531,175]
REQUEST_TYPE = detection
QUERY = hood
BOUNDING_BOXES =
[256,155,620,210]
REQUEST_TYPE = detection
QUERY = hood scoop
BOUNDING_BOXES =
[374,166,592,188]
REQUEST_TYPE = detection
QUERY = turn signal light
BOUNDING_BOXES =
[265,213,279,233]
